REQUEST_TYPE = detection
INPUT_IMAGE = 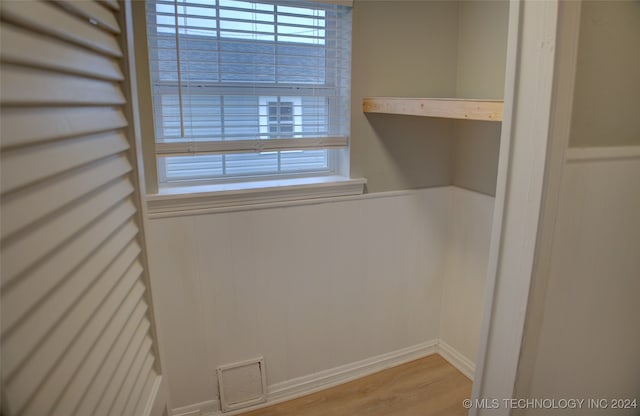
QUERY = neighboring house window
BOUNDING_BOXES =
[146,0,352,185]
[260,97,301,139]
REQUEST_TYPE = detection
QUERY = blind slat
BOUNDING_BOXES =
[99,337,153,416]
[0,0,122,57]
[123,360,156,416]
[1,155,132,240]
[5,267,144,414]
[1,131,129,195]
[0,24,124,82]
[56,0,121,34]
[0,66,125,106]
[0,107,127,149]
[54,304,149,416]
[1,220,138,339]
[1,179,134,283]
[0,200,136,290]
[156,136,347,155]
[72,313,150,416]
[132,369,159,416]
[2,240,141,381]
[98,0,121,12]
[20,272,145,416]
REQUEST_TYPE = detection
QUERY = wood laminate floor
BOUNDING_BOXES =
[239,354,471,416]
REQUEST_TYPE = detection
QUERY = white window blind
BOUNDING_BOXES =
[146,0,352,184]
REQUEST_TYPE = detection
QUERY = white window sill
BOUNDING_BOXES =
[146,176,367,218]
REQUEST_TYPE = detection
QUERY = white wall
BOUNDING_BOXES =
[516,149,640,415]
[146,188,452,410]
[455,0,509,100]
[350,0,458,193]
[569,1,640,147]
[145,186,495,412]
[453,0,508,197]
[440,188,494,367]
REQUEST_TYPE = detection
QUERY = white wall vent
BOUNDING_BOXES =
[217,357,267,412]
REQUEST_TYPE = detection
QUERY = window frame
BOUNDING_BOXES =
[144,0,351,188]
[129,0,363,210]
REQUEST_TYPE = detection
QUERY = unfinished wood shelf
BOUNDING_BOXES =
[362,97,504,122]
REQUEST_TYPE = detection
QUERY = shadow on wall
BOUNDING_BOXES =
[453,119,501,197]
[363,113,454,192]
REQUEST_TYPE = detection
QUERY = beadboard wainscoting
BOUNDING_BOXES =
[440,188,494,372]
[518,146,640,410]
[144,186,495,414]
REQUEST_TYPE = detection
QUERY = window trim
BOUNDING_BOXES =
[130,0,359,203]
[146,175,366,217]
[155,136,347,156]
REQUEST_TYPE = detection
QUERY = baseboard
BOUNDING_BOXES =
[266,340,439,404]
[170,339,476,415]
[172,340,438,415]
[437,339,476,380]
[172,399,220,416]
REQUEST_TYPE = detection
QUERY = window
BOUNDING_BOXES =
[145,0,352,186]
[261,98,300,139]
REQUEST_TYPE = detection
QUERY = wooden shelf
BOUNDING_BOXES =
[362,97,503,122]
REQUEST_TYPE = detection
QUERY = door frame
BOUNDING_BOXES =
[470,1,582,413]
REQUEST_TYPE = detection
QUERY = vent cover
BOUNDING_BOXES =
[217,357,267,412]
